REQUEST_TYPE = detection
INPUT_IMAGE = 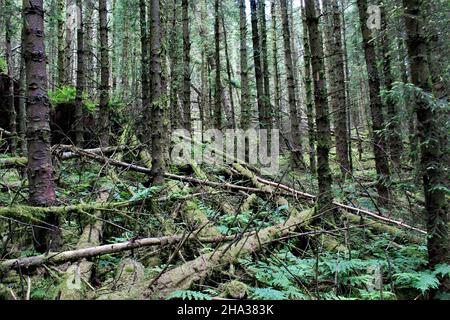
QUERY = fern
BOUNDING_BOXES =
[250,287,286,300]
[167,290,212,300]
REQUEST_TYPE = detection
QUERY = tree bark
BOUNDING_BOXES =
[301,5,316,174]
[213,0,222,129]
[380,2,403,170]
[149,0,166,184]
[304,0,334,216]
[5,0,17,154]
[402,0,449,276]
[74,0,85,147]
[356,0,391,206]
[250,0,267,130]
[279,0,306,170]
[239,0,250,130]
[323,0,350,179]
[182,0,192,132]
[258,0,272,130]
[23,0,59,252]
[98,0,110,147]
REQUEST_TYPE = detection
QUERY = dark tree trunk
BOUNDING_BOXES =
[304,0,334,216]
[323,0,350,180]
[258,0,272,130]
[240,0,250,130]
[74,0,85,147]
[279,0,306,169]
[57,0,65,86]
[139,0,150,121]
[149,0,166,184]
[98,0,110,147]
[221,4,236,129]
[301,4,316,174]
[270,0,281,133]
[250,0,267,130]
[182,0,192,132]
[214,0,222,129]
[380,3,403,170]
[23,0,59,252]
[402,0,449,281]
[5,0,17,154]
[356,0,391,206]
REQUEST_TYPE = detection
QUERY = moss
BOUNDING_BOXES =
[223,280,248,299]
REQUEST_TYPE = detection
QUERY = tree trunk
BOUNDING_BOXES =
[5,0,17,154]
[304,0,334,216]
[214,0,222,129]
[221,4,236,129]
[74,0,85,147]
[149,0,166,184]
[239,0,250,130]
[323,0,350,179]
[98,0,110,147]
[279,0,306,170]
[250,0,267,130]
[139,0,150,121]
[57,0,65,86]
[402,0,449,279]
[380,2,403,170]
[258,0,272,130]
[270,0,281,133]
[23,0,59,252]
[301,5,316,174]
[182,0,192,132]
[356,0,391,206]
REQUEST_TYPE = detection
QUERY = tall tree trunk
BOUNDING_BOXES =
[301,5,316,174]
[5,0,17,154]
[84,0,94,96]
[149,0,166,184]
[221,4,236,129]
[240,0,250,130]
[57,0,65,86]
[356,0,391,206]
[182,0,192,132]
[279,0,306,169]
[23,0,59,252]
[270,0,281,130]
[65,0,74,85]
[258,0,272,130]
[214,0,222,129]
[323,0,350,179]
[250,0,267,130]
[74,0,85,147]
[98,0,110,147]
[139,0,150,126]
[380,2,403,170]
[304,0,334,215]
[402,0,449,281]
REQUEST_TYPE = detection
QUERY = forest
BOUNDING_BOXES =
[0,0,448,301]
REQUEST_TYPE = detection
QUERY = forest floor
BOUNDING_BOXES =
[0,136,447,300]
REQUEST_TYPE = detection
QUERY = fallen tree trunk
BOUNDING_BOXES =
[143,205,314,299]
[57,190,108,300]
[232,164,426,236]
[0,234,243,269]
[0,157,27,169]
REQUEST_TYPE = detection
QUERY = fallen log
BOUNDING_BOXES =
[0,157,27,169]
[0,234,243,269]
[57,190,108,300]
[143,206,314,299]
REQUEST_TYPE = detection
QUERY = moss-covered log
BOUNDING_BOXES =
[1,234,241,269]
[143,206,314,299]
[0,157,27,169]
